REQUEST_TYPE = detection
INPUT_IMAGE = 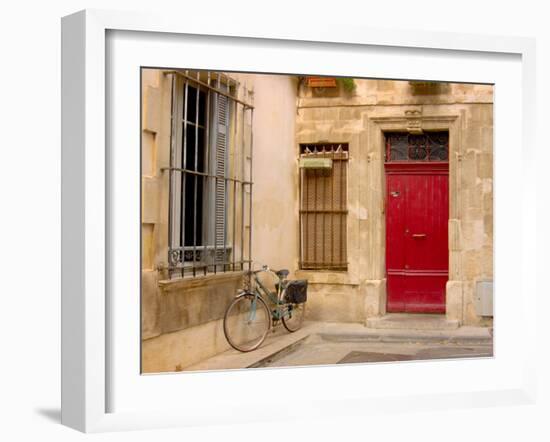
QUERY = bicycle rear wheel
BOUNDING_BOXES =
[282,302,305,332]
[223,293,271,352]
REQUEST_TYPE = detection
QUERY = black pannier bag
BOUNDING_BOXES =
[284,280,308,304]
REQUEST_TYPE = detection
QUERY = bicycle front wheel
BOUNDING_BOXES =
[223,293,271,352]
[282,302,305,332]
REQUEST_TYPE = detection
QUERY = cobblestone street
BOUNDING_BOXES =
[251,334,492,368]
[186,321,493,372]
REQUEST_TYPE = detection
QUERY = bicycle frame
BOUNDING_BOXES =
[245,269,291,322]
[223,265,305,352]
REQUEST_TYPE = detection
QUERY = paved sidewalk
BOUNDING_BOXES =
[185,321,492,372]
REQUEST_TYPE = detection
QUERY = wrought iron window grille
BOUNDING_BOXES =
[164,70,254,278]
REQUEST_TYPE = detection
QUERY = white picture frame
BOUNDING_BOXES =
[61,9,537,433]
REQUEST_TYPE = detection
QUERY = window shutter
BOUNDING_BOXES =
[300,144,348,270]
[214,94,229,263]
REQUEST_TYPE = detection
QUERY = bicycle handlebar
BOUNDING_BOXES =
[245,264,284,279]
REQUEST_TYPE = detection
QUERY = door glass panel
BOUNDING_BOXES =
[385,131,449,162]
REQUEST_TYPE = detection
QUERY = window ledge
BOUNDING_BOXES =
[294,270,359,286]
[158,270,244,292]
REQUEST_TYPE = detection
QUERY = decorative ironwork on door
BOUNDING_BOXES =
[385,132,449,162]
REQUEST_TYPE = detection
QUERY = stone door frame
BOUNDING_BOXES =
[364,110,465,323]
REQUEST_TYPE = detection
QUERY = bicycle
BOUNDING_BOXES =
[223,264,308,352]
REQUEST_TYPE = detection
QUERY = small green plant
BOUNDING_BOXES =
[338,78,356,93]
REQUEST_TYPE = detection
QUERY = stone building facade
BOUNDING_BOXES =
[141,69,493,373]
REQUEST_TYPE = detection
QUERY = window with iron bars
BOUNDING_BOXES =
[165,70,253,278]
[299,143,348,271]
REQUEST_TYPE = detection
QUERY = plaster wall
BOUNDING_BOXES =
[140,70,298,371]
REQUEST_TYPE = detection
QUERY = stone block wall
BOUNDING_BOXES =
[296,79,493,326]
[141,68,165,341]
[141,74,494,374]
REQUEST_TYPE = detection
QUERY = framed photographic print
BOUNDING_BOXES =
[61,9,537,433]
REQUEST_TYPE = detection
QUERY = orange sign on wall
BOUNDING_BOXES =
[307,76,337,88]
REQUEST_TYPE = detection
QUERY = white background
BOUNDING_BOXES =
[1,1,548,441]
[109,28,524,417]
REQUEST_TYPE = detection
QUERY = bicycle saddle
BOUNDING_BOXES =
[275,269,289,279]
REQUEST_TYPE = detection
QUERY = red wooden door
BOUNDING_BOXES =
[385,163,449,313]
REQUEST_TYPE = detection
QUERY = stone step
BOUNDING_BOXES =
[366,313,460,330]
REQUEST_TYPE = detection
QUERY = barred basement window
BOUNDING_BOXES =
[299,143,348,271]
[164,70,254,278]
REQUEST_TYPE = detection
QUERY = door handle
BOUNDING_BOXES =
[411,233,427,238]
